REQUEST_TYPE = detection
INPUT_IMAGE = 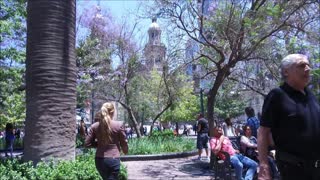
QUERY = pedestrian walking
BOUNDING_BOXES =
[5,123,15,158]
[258,54,320,180]
[196,113,209,160]
[193,122,197,136]
[85,102,128,180]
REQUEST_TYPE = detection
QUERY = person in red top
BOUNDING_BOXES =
[85,102,128,180]
[210,126,257,180]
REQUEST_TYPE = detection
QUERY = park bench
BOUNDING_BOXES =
[210,136,243,180]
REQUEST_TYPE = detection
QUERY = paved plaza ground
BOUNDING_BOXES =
[1,151,216,180]
[123,154,214,180]
[0,149,23,158]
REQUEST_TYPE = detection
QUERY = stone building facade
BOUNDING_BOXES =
[143,18,167,73]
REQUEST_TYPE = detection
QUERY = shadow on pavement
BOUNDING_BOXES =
[179,160,214,176]
[139,158,214,179]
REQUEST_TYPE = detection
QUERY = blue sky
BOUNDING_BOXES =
[77,0,154,44]
[77,0,141,19]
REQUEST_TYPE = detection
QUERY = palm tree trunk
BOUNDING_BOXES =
[24,0,76,164]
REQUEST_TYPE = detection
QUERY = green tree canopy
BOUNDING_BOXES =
[0,0,27,129]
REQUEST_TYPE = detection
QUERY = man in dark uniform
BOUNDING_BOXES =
[245,107,260,138]
[258,54,320,180]
[196,113,209,160]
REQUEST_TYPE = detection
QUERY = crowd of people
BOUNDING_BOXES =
[2,54,319,180]
[196,54,320,180]
[195,106,268,180]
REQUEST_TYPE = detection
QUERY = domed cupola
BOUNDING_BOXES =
[144,17,166,73]
[148,18,161,45]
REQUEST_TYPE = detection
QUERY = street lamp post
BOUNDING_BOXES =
[91,87,94,124]
[200,88,204,115]
[90,70,96,124]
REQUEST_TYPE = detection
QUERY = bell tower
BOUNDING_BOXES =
[144,18,166,72]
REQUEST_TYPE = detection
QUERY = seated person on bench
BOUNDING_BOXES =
[210,126,258,180]
[240,125,258,160]
[240,125,280,179]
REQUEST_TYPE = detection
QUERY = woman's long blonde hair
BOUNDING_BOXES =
[97,102,114,145]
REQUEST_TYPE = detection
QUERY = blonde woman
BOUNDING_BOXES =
[85,102,128,180]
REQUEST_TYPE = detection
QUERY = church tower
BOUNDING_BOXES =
[144,18,166,72]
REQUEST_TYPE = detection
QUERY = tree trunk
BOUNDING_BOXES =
[175,122,179,135]
[149,102,172,136]
[127,108,142,138]
[118,101,142,138]
[207,92,216,137]
[207,70,227,137]
[24,0,76,164]
[150,123,154,136]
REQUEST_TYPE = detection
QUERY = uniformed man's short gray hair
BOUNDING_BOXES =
[280,54,308,80]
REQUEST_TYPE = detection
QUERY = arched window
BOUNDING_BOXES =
[156,56,161,63]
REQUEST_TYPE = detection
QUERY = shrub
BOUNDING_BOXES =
[119,163,128,180]
[149,129,174,140]
[127,130,195,155]
[1,130,193,179]
[0,150,128,180]
[75,134,85,148]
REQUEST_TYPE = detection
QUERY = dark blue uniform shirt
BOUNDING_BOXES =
[261,83,320,159]
[198,118,209,134]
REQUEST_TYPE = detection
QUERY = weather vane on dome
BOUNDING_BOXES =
[152,11,162,23]
[152,17,157,23]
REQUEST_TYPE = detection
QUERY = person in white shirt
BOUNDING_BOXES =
[222,117,236,137]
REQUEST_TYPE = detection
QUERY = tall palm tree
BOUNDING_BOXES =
[24,0,77,164]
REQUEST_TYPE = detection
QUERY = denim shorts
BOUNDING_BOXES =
[197,133,208,149]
